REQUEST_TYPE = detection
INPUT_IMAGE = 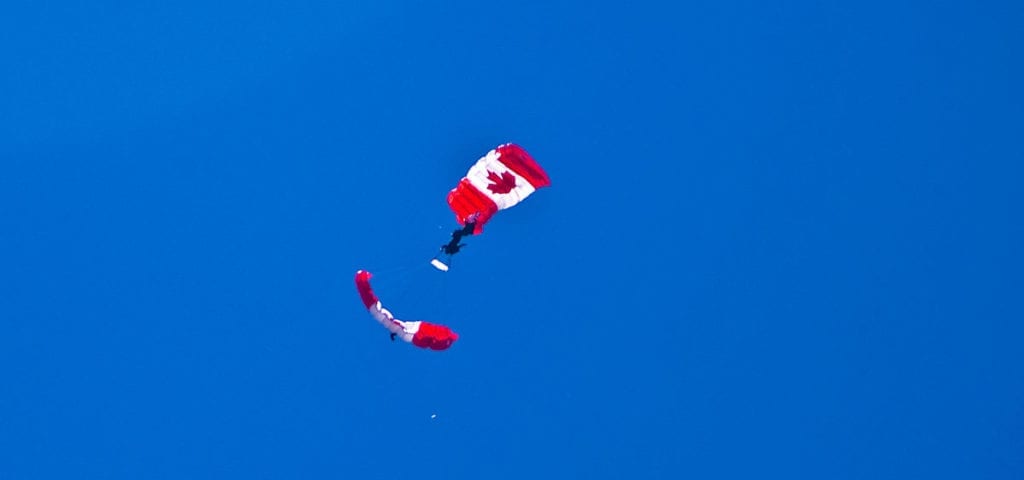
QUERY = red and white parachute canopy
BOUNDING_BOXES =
[354,270,458,351]
[447,143,551,234]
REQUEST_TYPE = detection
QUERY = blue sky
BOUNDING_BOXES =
[2,1,1022,478]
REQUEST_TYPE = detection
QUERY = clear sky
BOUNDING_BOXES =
[2,1,1022,478]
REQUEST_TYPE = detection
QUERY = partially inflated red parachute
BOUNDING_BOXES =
[447,143,551,234]
[354,270,458,351]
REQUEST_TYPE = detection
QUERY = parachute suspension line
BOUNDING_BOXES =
[373,256,458,313]
[366,262,416,278]
[390,274,417,306]
[361,259,429,308]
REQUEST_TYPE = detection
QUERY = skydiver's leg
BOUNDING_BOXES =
[443,235,464,254]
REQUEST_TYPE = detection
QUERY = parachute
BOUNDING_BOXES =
[354,270,458,351]
[446,143,551,234]
[433,144,550,270]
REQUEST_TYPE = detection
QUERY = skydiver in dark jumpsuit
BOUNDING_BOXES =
[441,220,476,255]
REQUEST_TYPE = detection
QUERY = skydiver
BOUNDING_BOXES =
[441,241,466,255]
[440,213,479,255]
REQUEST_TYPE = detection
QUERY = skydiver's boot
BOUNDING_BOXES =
[390,333,396,341]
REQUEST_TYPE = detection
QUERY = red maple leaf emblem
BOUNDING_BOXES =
[486,170,517,194]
